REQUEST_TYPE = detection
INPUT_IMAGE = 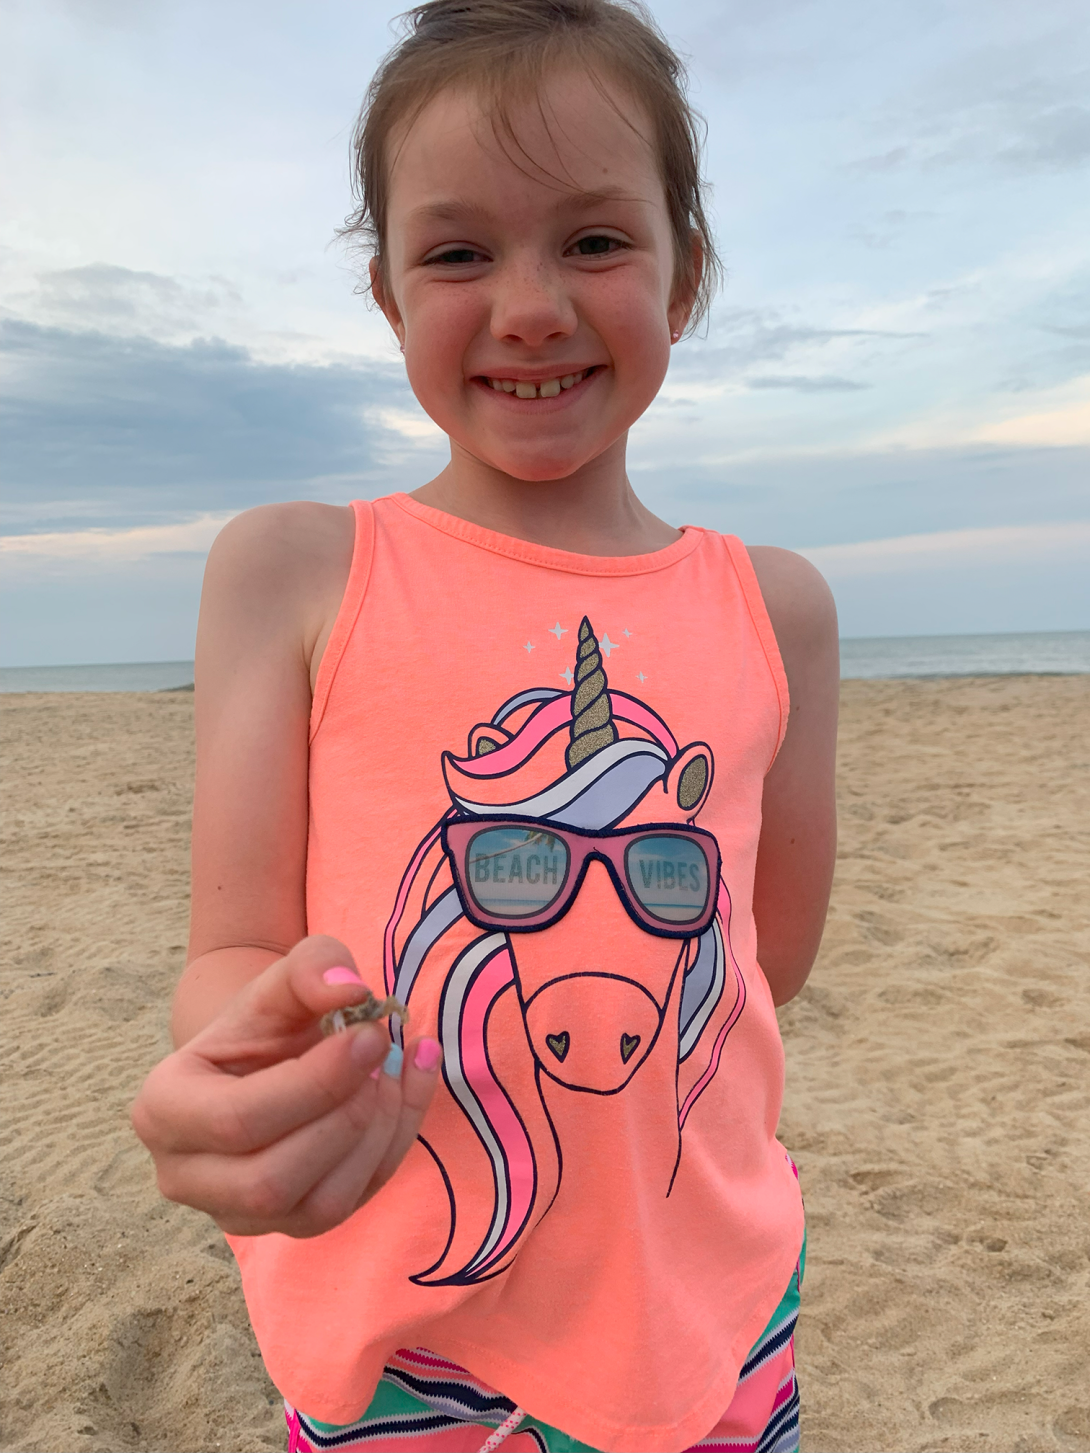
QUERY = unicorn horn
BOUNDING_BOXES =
[566,616,618,769]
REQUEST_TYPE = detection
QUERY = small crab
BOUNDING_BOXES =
[320,990,409,1038]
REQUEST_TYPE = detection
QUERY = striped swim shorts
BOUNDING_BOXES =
[284,1236,804,1453]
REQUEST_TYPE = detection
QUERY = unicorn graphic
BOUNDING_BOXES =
[382,619,745,1286]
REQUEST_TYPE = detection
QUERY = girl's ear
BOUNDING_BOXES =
[370,256,405,348]
[663,742,713,818]
[468,724,512,758]
[668,230,704,342]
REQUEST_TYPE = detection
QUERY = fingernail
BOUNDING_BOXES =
[414,1038,441,1072]
[323,965,363,986]
[382,1044,404,1079]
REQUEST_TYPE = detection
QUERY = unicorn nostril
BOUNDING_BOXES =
[620,1033,641,1064]
[545,1031,570,1062]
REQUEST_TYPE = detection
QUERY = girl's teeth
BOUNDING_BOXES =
[491,370,588,397]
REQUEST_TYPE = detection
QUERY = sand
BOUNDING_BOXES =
[1,677,1087,1453]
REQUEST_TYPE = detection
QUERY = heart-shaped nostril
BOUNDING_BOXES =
[620,1033,641,1064]
[545,1031,570,1062]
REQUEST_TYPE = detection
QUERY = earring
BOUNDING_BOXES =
[670,329,681,342]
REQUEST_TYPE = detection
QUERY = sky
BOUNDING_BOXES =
[2,0,1088,665]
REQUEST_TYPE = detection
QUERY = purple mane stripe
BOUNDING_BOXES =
[457,946,536,1274]
[383,823,444,996]
[678,883,745,1127]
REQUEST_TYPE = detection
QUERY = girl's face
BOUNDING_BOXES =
[375,68,693,484]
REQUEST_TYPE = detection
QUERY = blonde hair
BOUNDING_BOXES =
[342,0,722,334]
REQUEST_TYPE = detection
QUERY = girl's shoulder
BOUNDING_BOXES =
[209,500,355,577]
[201,501,356,689]
[743,544,839,772]
[744,545,838,671]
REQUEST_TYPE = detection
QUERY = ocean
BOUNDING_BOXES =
[1,632,1088,692]
[838,630,1090,680]
[0,660,197,693]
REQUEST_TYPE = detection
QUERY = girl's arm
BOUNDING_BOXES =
[747,547,840,1006]
[132,503,443,1237]
[174,501,350,1043]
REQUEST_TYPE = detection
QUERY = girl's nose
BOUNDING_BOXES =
[490,256,577,347]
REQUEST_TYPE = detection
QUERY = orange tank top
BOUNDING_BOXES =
[228,494,804,1453]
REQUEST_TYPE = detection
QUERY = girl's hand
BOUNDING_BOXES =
[131,936,442,1238]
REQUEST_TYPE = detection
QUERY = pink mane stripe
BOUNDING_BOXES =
[450,691,676,780]
[451,696,572,777]
[383,825,443,995]
[609,692,678,756]
[459,947,535,1270]
[678,884,745,1127]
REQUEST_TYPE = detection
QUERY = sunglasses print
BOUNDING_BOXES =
[442,818,721,937]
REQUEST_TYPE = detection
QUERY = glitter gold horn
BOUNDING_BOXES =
[566,616,618,769]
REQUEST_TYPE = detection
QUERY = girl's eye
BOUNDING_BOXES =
[570,235,623,256]
[428,247,487,265]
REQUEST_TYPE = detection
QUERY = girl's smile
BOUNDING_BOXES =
[373,68,693,491]
[474,364,603,404]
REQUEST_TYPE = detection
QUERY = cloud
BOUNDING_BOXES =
[55,0,166,29]
[858,374,1090,451]
[0,318,443,528]
[999,103,1090,172]
[665,306,919,390]
[747,375,869,393]
[630,442,1090,548]
[974,391,1090,447]
[797,520,1090,576]
[849,38,1090,178]
[799,520,1090,637]
[846,209,935,250]
[11,263,245,345]
[0,512,235,563]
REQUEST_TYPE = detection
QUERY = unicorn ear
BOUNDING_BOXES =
[469,723,512,758]
[664,742,714,818]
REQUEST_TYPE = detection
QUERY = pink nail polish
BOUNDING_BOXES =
[323,965,363,986]
[414,1039,441,1072]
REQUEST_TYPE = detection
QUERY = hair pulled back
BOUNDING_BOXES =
[343,0,722,334]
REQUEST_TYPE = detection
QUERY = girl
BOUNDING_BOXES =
[132,2,839,1450]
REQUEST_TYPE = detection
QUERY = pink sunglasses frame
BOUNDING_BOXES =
[441,817,721,938]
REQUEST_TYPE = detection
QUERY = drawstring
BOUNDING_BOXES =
[477,1405,526,1452]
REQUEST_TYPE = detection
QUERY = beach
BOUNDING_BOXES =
[1,678,1087,1453]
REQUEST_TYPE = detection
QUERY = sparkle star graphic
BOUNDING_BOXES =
[636,672,647,683]
[560,668,573,685]
[524,641,535,653]
[599,633,619,657]
[623,627,632,638]
[549,622,567,639]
